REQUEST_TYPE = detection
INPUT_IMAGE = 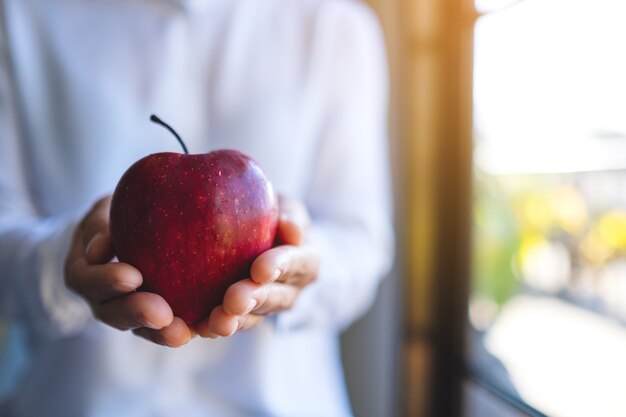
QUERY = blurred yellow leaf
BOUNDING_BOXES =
[580,227,614,265]
[520,193,553,232]
[597,211,626,250]
[549,186,588,235]
[518,233,546,266]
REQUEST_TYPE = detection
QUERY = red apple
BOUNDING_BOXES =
[109,116,278,324]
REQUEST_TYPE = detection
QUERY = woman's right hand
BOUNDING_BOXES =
[64,196,194,347]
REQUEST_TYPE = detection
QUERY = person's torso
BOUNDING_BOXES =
[1,0,355,415]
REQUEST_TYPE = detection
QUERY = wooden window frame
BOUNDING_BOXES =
[367,0,557,415]
[397,0,475,415]
[375,0,546,415]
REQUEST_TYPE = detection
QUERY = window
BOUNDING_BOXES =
[469,1,626,416]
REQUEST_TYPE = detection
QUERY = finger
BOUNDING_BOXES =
[94,292,173,331]
[197,306,239,338]
[223,279,300,316]
[80,196,112,248]
[277,195,310,245]
[132,317,194,347]
[236,314,264,332]
[250,245,319,286]
[65,229,86,279]
[249,283,300,315]
[222,279,261,316]
[194,321,219,339]
[67,260,143,303]
[85,232,115,264]
[277,217,303,246]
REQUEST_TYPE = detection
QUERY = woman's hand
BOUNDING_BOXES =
[194,196,319,338]
[64,194,317,344]
[64,196,195,347]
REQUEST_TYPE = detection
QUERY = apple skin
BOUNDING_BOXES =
[109,150,278,325]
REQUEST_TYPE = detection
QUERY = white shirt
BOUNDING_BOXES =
[0,0,393,416]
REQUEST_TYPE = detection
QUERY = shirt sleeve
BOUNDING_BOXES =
[275,2,394,332]
[0,21,91,340]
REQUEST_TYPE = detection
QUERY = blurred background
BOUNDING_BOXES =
[1,1,625,416]
[342,0,626,416]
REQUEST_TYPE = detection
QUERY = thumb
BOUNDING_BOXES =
[277,195,310,246]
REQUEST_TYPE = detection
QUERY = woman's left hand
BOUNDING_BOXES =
[195,195,319,338]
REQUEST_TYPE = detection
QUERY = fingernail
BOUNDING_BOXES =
[144,320,160,330]
[115,278,142,292]
[272,269,282,281]
[245,299,257,314]
[228,320,239,337]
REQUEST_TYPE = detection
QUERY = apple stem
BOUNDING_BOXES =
[150,114,189,155]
